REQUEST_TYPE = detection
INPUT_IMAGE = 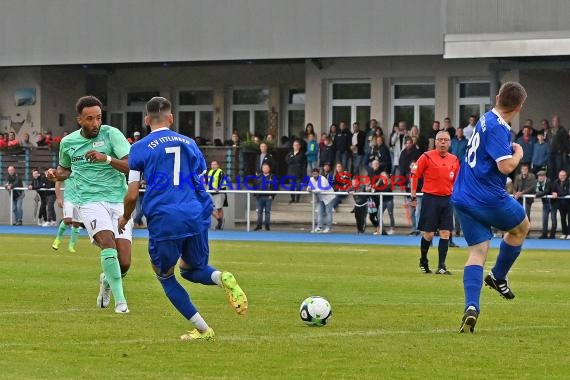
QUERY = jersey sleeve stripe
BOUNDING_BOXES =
[495,154,513,162]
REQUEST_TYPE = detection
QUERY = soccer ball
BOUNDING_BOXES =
[299,296,332,326]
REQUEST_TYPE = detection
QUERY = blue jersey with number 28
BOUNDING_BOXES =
[129,128,213,241]
[452,109,513,208]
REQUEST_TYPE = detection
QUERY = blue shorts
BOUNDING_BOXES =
[148,229,210,275]
[453,196,526,246]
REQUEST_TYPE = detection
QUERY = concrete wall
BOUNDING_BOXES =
[0,0,444,66]
[304,56,494,136]
[40,67,87,136]
[0,67,42,140]
[519,69,570,127]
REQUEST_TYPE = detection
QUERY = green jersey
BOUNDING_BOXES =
[58,125,131,205]
[63,174,78,204]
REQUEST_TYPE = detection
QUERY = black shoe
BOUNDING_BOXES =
[265,225,270,231]
[254,225,262,231]
[455,231,461,237]
[538,234,548,239]
[459,306,478,333]
[435,267,452,275]
[419,259,432,274]
[449,241,459,248]
[288,200,294,204]
[549,234,555,239]
[484,271,515,299]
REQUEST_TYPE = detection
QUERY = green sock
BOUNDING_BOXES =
[56,221,68,240]
[100,248,126,304]
[69,227,80,247]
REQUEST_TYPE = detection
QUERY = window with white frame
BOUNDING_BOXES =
[456,81,491,128]
[177,90,214,143]
[285,88,305,139]
[329,81,371,131]
[391,82,435,134]
[231,88,269,139]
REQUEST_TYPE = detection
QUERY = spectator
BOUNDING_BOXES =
[365,120,381,154]
[350,178,369,234]
[285,139,306,204]
[512,163,537,221]
[319,136,335,168]
[0,133,8,148]
[307,168,336,233]
[254,163,276,231]
[255,142,275,175]
[515,125,535,167]
[7,132,20,148]
[43,169,57,226]
[350,122,366,175]
[36,132,47,147]
[129,131,141,144]
[331,162,350,210]
[28,168,48,225]
[304,123,315,139]
[548,116,569,182]
[535,170,555,239]
[551,169,570,239]
[390,121,408,175]
[321,162,333,180]
[531,131,549,174]
[318,133,327,151]
[252,135,261,145]
[537,119,550,142]
[335,122,351,170]
[442,117,456,139]
[463,115,477,140]
[409,125,420,140]
[427,120,441,151]
[367,135,391,173]
[366,126,383,155]
[450,127,468,161]
[5,166,25,225]
[516,118,534,138]
[369,163,394,235]
[306,133,319,174]
[207,160,227,230]
[231,132,241,147]
[44,131,54,146]
[265,133,274,143]
[20,132,34,148]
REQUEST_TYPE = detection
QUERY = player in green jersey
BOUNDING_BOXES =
[47,95,133,314]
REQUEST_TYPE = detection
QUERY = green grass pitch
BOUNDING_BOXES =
[0,235,569,379]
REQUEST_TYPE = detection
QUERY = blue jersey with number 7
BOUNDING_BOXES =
[452,109,513,207]
[128,128,213,240]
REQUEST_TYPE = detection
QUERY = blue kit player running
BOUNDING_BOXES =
[118,97,247,341]
[452,82,530,333]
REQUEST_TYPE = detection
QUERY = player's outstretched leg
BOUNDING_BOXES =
[96,272,111,308]
[221,271,248,315]
[52,220,68,250]
[68,226,80,253]
[459,306,478,333]
[158,274,215,341]
[100,248,129,313]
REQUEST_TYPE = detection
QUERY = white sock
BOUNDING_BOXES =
[190,312,209,332]
[211,270,222,286]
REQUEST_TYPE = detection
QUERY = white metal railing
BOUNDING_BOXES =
[2,186,569,232]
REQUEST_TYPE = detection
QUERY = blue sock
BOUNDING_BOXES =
[180,265,216,285]
[463,265,483,313]
[158,275,197,319]
[492,240,522,280]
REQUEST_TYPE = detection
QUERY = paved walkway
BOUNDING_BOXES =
[1,226,568,251]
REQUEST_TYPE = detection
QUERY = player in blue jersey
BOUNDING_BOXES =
[118,97,247,341]
[452,82,529,333]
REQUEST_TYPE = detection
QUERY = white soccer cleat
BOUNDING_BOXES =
[97,273,111,309]
[114,302,130,314]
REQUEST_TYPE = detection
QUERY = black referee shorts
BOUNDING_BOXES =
[418,193,453,232]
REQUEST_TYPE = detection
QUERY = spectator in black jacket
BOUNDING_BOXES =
[351,122,366,175]
[28,168,48,225]
[255,142,275,175]
[5,166,25,225]
[548,116,569,182]
[254,163,276,231]
[367,136,392,173]
[551,169,570,239]
[535,170,555,239]
[319,136,335,168]
[285,139,307,203]
[335,122,351,170]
